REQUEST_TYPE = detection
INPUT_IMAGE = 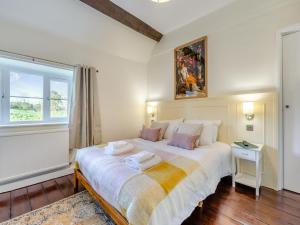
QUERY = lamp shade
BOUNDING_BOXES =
[243,102,254,114]
[147,106,154,114]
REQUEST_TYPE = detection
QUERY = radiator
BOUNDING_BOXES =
[0,128,69,185]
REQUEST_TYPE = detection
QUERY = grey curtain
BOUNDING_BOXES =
[69,66,101,149]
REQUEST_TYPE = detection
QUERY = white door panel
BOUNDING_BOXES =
[283,31,300,193]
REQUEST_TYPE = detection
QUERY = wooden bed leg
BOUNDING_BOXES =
[198,201,204,213]
[74,169,79,193]
[198,201,203,208]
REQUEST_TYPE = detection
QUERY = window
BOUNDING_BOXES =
[0,56,73,125]
[50,80,69,118]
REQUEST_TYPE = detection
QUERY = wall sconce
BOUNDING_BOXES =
[243,102,255,121]
[147,105,155,118]
[146,102,157,122]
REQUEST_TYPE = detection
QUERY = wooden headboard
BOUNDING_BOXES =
[155,98,236,143]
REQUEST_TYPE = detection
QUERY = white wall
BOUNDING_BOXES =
[147,0,300,100]
[0,0,155,142]
[0,126,69,183]
[146,0,300,190]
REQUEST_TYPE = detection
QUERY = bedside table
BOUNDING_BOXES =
[231,143,263,197]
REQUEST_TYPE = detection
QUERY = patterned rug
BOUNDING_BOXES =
[1,191,116,225]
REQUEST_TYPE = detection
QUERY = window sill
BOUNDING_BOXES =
[0,122,69,129]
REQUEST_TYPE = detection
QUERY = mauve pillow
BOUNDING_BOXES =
[177,123,203,146]
[168,132,200,150]
[139,126,161,142]
[151,121,169,140]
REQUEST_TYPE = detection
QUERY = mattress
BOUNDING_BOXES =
[76,138,232,225]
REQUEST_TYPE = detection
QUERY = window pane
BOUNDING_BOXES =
[10,97,43,121]
[50,80,68,118]
[50,100,68,118]
[10,72,43,122]
[50,80,68,100]
[10,72,43,98]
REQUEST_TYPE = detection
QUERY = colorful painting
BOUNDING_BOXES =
[174,36,207,99]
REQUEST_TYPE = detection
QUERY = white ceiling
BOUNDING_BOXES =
[0,0,237,62]
[111,0,236,34]
[0,0,156,63]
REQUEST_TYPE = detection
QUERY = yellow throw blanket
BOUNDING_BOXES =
[117,155,199,225]
[145,162,187,194]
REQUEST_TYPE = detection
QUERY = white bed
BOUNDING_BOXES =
[76,138,232,225]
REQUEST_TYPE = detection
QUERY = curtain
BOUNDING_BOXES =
[69,66,101,149]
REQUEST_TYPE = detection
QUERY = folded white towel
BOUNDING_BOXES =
[124,151,155,164]
[104,142,134,155]
[107,141,128,149]
[125,155,162,171]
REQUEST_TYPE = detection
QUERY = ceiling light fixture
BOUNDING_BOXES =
[151,0,171,3]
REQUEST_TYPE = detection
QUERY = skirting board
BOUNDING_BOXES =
[0,163,69,184]
[0,165,74,193]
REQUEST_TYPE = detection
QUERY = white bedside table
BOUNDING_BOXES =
[231,143,263,197]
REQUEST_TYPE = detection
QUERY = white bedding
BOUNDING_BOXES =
[76,138,232,225]
[143,139,231,225]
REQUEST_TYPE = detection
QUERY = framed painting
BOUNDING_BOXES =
[174,36,208,100]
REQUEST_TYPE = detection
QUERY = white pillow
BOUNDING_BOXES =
[211,125,219,143]
[177,123,202,135]
[177,123,203,145]
[184,120,221,146]
[158,118,184,139]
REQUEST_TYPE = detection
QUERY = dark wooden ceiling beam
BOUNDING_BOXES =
[80,0,163,42]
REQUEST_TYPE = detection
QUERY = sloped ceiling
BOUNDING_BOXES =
[111,0,236,34]
[0,0,156,63]
[0,0,237,62]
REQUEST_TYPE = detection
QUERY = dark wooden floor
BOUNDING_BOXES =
[0,175,300,225]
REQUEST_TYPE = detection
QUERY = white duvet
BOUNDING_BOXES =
[76,138,232,225]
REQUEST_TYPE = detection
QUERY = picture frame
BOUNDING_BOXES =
[174,36,208,100]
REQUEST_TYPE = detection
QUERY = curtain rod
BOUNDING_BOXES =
[0,49,99,73]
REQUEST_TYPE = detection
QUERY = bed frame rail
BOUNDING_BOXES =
[74,168,129,225]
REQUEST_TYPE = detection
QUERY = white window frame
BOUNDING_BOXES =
[48,77,72,123]
[0,62,73,126]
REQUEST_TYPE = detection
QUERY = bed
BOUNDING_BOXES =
[74,138,232,225]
